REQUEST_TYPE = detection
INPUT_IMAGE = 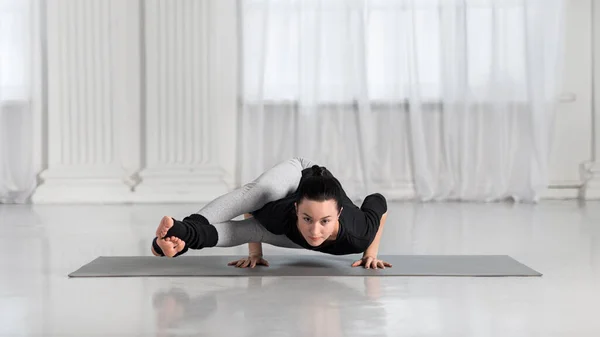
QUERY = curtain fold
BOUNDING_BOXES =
[0,0,37,203]
[240,0,564,202]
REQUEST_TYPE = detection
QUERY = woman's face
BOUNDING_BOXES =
[295,198,341,246]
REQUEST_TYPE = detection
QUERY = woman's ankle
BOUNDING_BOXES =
[151,237,165,256]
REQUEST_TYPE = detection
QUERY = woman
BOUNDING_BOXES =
[151,157,391,269]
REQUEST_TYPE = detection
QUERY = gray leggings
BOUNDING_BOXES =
[195,157,316,248]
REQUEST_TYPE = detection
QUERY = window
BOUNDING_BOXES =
[242,0,541,104]
[0,0,31,103]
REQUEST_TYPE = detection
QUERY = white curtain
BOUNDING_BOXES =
[239,0,564,202]
[0,0,37,203]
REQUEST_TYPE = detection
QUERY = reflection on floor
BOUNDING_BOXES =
[1,200,599,336]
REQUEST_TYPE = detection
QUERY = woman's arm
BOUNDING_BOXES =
[244,213,263,257]
[363,212,387,258]
[248,242,263,257]
[228,213,269,268]
[352,212,392,269]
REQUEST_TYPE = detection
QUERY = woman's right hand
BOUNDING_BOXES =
[227,255,269,268]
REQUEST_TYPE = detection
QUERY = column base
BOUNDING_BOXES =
[133,165,232,203]
[31,167,133,203]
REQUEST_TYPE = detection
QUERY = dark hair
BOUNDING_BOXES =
[296,165,343,212]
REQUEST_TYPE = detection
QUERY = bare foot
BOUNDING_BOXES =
[156,216,174,238]
[169,237,186,252]
[155,237,186,258]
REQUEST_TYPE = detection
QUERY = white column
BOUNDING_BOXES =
[133,0,237,202]
[31,0,141,203]
[581,0,600,199]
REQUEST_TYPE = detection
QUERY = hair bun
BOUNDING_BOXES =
[312,165,326,176]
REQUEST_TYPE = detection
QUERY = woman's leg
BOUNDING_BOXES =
[152,157,315,257]
[153,216,301,256]
[211,217,302,249]
[195,157,317,224]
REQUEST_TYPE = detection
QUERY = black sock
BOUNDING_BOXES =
[152,237,165,256]
[164,214,219,250]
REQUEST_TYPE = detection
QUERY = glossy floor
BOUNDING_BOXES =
[1,201,599,336]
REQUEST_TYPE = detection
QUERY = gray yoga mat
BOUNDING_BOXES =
[68,255,541,277]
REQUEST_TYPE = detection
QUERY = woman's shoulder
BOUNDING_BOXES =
[252,195,295,218]
[251,195,296,232]
[338,204,379,241]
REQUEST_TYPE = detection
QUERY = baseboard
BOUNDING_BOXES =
[576,161,600,199]
[28,179,584,203]
[374,183,416,200]
[370,182,582,201]
[132,165,232,203]
[30,180,133,203]
[30,181,231,204]
[131,183,231,203]
[29,167,134,203]
[580,180,600,200]
[540,187,582,199]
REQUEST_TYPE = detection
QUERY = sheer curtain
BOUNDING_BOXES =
[239,0,564,202]
[0,0,37,203]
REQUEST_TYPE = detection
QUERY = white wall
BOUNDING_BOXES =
[32,0,238,203]
[546,0,593,199]
[29,0,598,203]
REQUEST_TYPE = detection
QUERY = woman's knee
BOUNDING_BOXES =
[293,156,317,170]
[251,161,303,200]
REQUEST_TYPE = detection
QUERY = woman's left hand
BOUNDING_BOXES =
[351,256,392,269]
